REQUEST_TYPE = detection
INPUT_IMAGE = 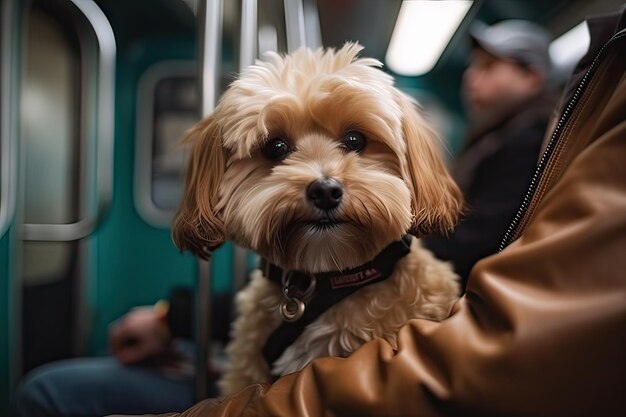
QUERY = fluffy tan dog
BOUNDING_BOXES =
[172,43,462,396]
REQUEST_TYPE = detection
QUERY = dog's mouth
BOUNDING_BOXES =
[303,218,345,231]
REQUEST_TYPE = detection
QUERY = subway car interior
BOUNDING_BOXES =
[1,0,624,414]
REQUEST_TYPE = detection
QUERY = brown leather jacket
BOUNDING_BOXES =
[151,10,626,417]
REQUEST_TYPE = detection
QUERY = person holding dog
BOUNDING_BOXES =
[422,20,557,289]
[117,8,626,417]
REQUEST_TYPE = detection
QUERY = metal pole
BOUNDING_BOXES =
[231,0,258,293]
[195,258,211,400]
[195,0,222,401]
[283,0,305,53]
[302,0,322,50]
[239,0,257,70]
[199,0,222,118]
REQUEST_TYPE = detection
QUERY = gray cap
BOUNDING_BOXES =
[469,20,552,75]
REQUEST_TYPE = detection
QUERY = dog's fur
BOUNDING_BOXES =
[172,43,463,396]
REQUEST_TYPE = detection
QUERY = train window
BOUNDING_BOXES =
[22,11,80,226]
[21,9,80,285]
[135,62,198,226]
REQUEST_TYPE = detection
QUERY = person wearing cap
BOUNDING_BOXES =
[422,19,557,289]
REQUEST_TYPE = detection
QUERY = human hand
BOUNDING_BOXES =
[108,305,171,364]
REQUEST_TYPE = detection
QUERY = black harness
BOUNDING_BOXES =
[261,234,413,368]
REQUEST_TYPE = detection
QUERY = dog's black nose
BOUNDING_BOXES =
[306,178,343,211]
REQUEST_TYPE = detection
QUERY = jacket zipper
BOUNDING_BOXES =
[499,29,626,251]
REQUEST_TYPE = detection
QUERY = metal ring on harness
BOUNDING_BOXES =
[280,297,306,322]
[279,272,316,322]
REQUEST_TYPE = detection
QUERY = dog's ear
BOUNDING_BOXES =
[171,116,226,259]
[396,93,463,236]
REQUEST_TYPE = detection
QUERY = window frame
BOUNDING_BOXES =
[21,0,115,242]
[134,60,197,227]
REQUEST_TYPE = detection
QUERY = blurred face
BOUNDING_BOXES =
[463,48,542,122]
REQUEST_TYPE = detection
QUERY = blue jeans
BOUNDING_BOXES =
[13,357,196,417]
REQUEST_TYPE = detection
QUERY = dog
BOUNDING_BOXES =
[172,43,463,396]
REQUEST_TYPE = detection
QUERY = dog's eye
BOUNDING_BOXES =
[261,137,291,161]
[342,131,367,153]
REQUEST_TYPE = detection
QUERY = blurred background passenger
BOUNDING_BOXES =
[422,20,557,289]
[11,288,217,417]
[12,307,197,417]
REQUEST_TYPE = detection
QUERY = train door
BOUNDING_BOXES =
[1,0,115,411]
[18,0,118,373]
[20,0,237,361]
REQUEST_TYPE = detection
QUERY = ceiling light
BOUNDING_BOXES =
[386,0,473,76]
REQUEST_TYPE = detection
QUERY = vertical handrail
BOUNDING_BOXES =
[240,0,257,69]
[0,0,18,239]
[284,0,306,53]
[231,0,258,294]
[195,0,222,401]
[199,0,222,117]
[195,258,212,400]
[302,0,322,50]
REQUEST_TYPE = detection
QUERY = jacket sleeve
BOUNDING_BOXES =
[155,25,626,417]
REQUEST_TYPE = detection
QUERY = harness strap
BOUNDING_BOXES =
[261,234,413,368]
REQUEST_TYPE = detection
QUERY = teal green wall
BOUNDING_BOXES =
[0,227,17,415]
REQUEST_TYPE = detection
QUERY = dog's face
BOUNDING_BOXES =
[173,43,462,273]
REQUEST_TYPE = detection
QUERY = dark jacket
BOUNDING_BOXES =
[137,8,626,417]
[422,91,555,289]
